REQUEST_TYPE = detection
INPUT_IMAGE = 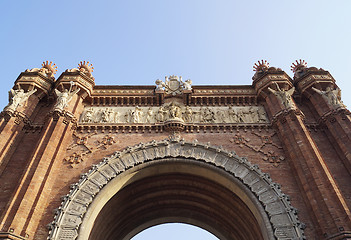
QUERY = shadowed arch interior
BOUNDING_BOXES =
[88,159,266,240]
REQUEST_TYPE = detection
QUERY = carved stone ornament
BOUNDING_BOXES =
[25,61,58,79]
[48,138,305,240]
[268,82,296,109]
[312,85,346,109]
[230,132,285,167]
[155,75,192,95]
[79,103,269,125]
[291,59,308,79]
[65,61,95,80]
[3,88,37,113]
[53,82,80,112]
[65,132,117,167]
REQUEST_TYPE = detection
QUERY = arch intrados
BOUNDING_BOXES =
[48,139,305,240]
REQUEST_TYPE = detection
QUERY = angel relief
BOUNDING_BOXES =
[268,82,295,109]
[312,85,346,108]
[54,82,80,112]
[4,88,37,112]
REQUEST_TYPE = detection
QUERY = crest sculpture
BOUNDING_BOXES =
[155,75,192,95]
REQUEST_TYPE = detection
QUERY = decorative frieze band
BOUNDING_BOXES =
[79,104,269,125]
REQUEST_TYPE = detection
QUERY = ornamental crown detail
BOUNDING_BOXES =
[291,59,307,73]
[41,61,58,75]
[78,61,94,74]
[253,60,270,72]
[65,61,95,80]
[24,61,57,79]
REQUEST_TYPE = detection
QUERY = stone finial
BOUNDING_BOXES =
[65,61,94,79]
[25,61,57,79]
[253,60,270,72]
[41,61,58,76]
[78,61,94,75]
[78,61,94,79]
[291,59,307,73]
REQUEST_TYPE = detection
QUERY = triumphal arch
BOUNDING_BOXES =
[0,60,350,239]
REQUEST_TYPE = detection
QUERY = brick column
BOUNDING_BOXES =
[0,62,55,175]
[252,61,351,239]
[293,64,351,176]
[0,62,95,239]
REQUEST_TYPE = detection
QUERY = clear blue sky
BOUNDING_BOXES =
[1,1,350,238]
[131,223,218,240]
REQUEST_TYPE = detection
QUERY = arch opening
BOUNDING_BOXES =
[88,160,266,240]
[49,139,305,240]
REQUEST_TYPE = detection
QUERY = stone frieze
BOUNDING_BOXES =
[79,103,269,124]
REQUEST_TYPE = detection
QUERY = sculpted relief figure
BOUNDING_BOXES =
[237,109,245,123]
[228,106,238,123]
[155,79,165,91]
[312,85,346,108]
[156,107,166,122]
[132,106,143,123]
[4,88,37,112]
[182,79,192,91]
[125,109,132,123]
[101,108,113,122]
[145,107,154,123]
[169,103,182,119]
[268,83,295,109]
[54,83,80,112]
[201,107,215,123]
[83,108,94,123]
[217,109,227,123]
[183,106,193,122]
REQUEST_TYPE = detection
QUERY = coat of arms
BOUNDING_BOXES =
[155,75,192,95]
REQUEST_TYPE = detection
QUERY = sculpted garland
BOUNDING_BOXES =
[79,103,269,124]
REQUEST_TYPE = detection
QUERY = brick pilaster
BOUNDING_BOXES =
[294,66,351,176]
[253,62,351,239]
[0,64,94,239]
[0,66,55,175]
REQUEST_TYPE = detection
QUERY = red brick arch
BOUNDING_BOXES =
[48,138,305,240]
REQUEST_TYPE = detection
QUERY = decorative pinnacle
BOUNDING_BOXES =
[291,59,307,73]
[78,61,94,73]
[253,60,269,72]
[41,61,58,74]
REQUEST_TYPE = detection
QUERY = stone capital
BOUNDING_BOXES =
[55,71,95,99]
[293,67,335,97]
[252,68,293,99]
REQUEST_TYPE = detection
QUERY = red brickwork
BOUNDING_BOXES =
[0,62,350,239]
